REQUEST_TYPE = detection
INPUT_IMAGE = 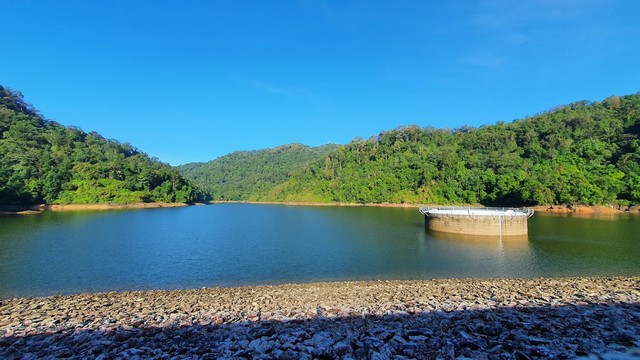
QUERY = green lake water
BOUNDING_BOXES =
[0,204,637,299]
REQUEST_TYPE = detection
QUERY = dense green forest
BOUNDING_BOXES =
[177,94,638,206]
[4,85,638,207]
[260,94,640,206]
[178,143,338,201]
[0,86,205,205]
[181,94,640,206]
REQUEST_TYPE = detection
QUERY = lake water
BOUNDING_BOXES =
[0,204,638,299]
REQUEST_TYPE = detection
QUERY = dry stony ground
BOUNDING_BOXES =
[1,277,639,359]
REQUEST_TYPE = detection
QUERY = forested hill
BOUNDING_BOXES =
[0,86,205,205]
[177,143,338,200]
[260,94,640,206]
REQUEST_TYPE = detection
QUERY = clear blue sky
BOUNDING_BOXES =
[2,1,639,165]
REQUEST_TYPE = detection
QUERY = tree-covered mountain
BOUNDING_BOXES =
[261,94,640,206]
[6,85,638,207]
[177,143,338,201]
[0,86,205,205]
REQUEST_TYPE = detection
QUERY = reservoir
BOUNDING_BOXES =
[0,204,638,299]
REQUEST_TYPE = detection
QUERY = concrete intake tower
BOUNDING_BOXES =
[419,207,534,236]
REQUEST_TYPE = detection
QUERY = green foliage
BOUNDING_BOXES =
[257,95,640,206]
[0,85,206,205]
[5,84,637,207]
[178,143,338,201]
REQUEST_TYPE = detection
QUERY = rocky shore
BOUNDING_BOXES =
[0,202,188,215]
[213,201,640,214]
[531,204,640,214]
[1,277,639,359]
[4,201,639,216]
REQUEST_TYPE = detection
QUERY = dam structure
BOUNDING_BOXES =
[419,207,534,237]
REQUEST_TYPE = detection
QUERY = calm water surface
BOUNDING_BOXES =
[0,204,638,298]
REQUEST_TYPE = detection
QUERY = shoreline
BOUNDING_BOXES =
[1,277,638,358]
[209,200,422,208]
[211,200,640,214]
[0,202,188,215]
[2,200,638,216]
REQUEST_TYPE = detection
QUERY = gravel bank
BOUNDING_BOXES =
[1,277,639,359]
[0,202,188,215]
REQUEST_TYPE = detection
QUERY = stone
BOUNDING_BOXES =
[307,331,335,349]
[0,277,638,359]
[333,342,352,356]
